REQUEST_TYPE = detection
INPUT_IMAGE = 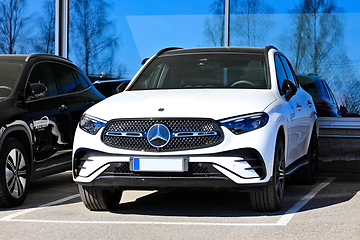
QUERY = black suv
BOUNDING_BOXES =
[0,54,105,207]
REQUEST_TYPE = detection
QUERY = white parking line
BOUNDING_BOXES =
[276,177,335,225]
[0,178,335,226]
[0,194,80,221]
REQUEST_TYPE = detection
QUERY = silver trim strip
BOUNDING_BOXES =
[105,132,144,138]
[105,131,218,138]
[173,131,218,137]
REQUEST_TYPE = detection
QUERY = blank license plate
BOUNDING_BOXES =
[130,157,188,172]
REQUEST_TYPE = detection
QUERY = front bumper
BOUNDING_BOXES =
[72,116,280,189]
[73,147,269,190]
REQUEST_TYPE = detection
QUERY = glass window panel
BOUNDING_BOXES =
[28,62,59,98]
[68,0,218,80]
[0,0,54,54]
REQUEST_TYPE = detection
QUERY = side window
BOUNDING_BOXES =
[322,82,335,104]
[76,72,90,89]
[280,55,298,87]
[53,63,86,94]
[27,62,59,99]
[274,55,287,94]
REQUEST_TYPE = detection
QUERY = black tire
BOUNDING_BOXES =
[0,138,30,207]
[78,185,122,211]
[291,130,318,185]
[250,136,285,212]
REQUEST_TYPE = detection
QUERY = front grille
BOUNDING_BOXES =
[101,119,224,152]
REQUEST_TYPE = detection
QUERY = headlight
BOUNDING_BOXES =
[219,113,269,135]
[79,114,107,135]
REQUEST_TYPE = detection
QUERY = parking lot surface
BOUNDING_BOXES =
[1,171,359,239]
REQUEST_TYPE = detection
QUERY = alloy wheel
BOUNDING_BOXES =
[5,148,27,199]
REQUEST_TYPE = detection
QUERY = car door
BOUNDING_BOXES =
[53,63,97,140]
[275,55,312,165]
[24,62,72,176]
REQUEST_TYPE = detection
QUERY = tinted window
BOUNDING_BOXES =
[28,62,59,98]
[280,55,297,86]
[131,54,268,90]
[274,55,287,94]
[297,75,318,98]
[76,72,90,89]
[0,62,23,97]
[54,64,86,94]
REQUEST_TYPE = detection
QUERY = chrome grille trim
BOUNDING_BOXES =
[173,131,218,137]
[105,132,144,138]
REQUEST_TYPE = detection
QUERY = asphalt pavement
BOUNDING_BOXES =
[0,171,359,239]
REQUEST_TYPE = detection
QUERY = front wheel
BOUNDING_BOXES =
[0,138,30,207]
[79,185,123,211]
[250,136,285,212]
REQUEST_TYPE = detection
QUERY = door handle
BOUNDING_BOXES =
[58,104,67,111]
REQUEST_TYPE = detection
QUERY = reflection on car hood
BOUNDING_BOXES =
[85,89,277,121]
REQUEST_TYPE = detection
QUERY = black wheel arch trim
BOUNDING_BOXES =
[0,120,34,180]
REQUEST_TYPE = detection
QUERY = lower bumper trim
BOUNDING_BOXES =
[78,176,268,192]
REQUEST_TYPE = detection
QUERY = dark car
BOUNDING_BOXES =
[93,79,130,97]
[0,54,105,207]
[297,74,341,117]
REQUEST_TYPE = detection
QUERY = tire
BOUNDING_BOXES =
[78,185,122,211]
[0,138,30,207]
[291,130,318,185]
[250,136,285,212]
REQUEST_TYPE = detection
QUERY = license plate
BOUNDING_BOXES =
[130,157,188,172]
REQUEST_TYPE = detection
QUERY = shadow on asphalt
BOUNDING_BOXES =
[2,173,359,218]
[111,175,360,217]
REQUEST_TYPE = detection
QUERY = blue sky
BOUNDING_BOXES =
[25,0,360,78]
[110,0,360,77]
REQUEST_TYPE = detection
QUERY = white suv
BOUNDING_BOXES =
[72,46,318,212]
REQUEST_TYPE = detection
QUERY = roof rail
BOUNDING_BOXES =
[25,53,71,62]
[156,47,183,56]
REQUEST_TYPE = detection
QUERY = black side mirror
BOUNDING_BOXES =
[282,79,297,101]
[30,83,47,99]
[115,81,130,93]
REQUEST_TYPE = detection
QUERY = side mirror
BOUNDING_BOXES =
[115,81,130,93]
[30,83,47,99]
[282,79,297,101]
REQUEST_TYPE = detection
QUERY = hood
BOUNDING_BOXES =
[85,89,277,121]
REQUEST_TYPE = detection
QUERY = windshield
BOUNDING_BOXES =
[130,53,268,90]
[0,61,23,97]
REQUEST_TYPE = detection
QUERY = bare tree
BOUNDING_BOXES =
[287,0,347,78]
[284,0,360,115]
[203,0,226,47]
[70,0,119,77]
[203,0,274,47]
[232,0,274,47]
[35,0,55,54]
[0,0,29,54]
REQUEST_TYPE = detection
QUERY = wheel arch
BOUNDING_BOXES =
[0,121,34,179]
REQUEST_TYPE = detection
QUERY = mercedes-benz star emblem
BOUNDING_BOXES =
[147,123,171,148]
